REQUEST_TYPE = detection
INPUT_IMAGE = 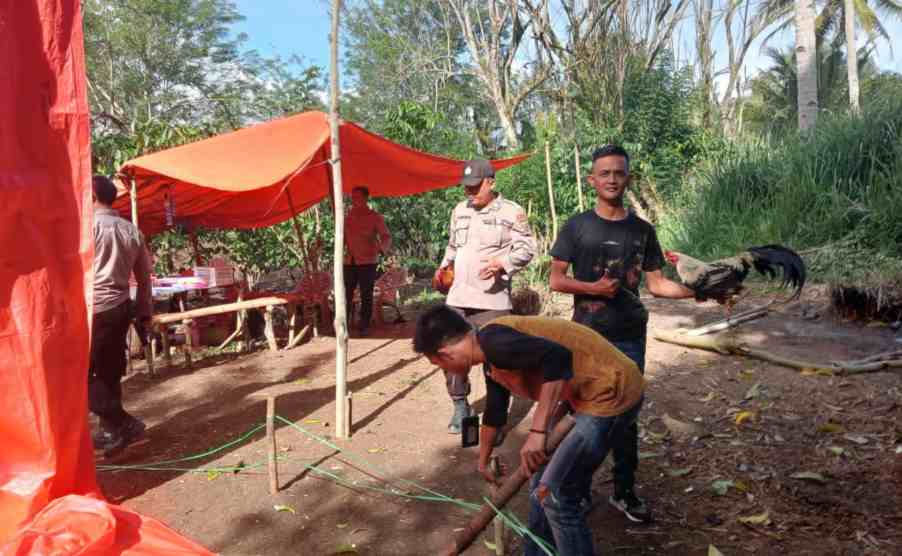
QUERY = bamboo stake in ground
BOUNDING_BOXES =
[329,0,351,440]
[444,415,576,555]
[251,394,279,495]
[574,144,584,212]
[489,457,505,556]
[544,141,558,239]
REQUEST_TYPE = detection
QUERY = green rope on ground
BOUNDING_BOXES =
[484,497,557,556]
[95,414,554,551]
[275,414,466,508]
[97,423,266,472]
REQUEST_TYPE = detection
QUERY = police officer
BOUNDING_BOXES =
[435,159,536,434]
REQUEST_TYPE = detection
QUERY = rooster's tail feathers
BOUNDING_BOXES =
[747,245,806,299]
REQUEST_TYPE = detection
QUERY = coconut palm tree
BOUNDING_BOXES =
[761,0,902,114]
[797,0,819,131]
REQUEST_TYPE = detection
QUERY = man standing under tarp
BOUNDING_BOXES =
[89,176,152,457]
[345,185,392,336]
[434,160,536,434]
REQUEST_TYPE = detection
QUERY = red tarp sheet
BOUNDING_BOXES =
[1,2,211,553]
[114,111,529,235]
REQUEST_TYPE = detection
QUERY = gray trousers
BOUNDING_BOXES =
[445,306,511,401]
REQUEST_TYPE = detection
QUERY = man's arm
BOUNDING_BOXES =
[133,240,153,321]
[500,208,536,275]
[549,259,620,298]
[644,269,695,299]
[478,374,510,483]
[478,324,574,477]
[521,379,564,473]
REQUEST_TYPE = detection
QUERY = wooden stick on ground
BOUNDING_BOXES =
[684,304,772,336]
[445,415,576,556]
[654,329,902,376]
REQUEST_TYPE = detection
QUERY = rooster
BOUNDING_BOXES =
[664,245,806,316]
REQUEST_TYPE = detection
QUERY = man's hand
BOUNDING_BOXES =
[477,458,508,486]
[520,432,548,474]
[478,258,505,280]
[588,269,620,298]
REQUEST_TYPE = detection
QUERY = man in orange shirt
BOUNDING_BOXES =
[344,186,392,336]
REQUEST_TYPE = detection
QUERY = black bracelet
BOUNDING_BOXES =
[529,428,546,435]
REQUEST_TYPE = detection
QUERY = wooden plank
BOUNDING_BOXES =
[263,305,278,351]
[151,294,304,325]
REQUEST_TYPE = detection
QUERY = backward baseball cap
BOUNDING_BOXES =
[460,159,495,186]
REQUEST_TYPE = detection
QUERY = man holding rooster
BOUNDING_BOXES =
[549,144,696,523]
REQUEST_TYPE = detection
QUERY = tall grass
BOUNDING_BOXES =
[658,96,902,293]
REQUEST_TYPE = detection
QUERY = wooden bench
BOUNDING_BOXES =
[148,292,313,374]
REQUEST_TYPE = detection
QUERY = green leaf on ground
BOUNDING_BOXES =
[738,511,771,525]
[790,471,827,484]
[711,480,734,496]
[273,504,296,514]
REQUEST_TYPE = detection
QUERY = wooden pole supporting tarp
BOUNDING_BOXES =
[330,0,351,440]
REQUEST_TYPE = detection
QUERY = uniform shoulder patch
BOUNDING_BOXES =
[516,212,528,223]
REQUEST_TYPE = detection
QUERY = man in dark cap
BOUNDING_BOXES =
[89,175,152,457]
[434,160,536,434]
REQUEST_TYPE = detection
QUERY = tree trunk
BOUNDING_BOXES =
[330,0,350,439]
[844,0,860,114]
[796,0,819,132]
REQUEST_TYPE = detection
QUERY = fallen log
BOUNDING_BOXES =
[654,329,902,376]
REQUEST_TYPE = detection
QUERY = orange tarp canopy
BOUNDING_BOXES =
[115,111,528,235]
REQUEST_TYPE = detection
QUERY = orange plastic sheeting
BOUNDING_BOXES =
[0,0,98,540]
[1,2,212,554]
[2,495,214,556]
[115,111,529,235]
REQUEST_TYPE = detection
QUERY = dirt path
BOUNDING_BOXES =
[100,286,902,555]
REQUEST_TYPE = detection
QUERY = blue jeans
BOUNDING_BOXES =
[524,402,643,556]
[609,335,646,497]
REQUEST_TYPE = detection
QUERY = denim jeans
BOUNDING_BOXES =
[524,401,643,556]
[609,335,646,497]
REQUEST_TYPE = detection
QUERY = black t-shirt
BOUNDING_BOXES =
[477,324,573,427]
[550,210,665,341]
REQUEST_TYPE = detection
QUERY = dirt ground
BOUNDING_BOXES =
[100,283,902,555]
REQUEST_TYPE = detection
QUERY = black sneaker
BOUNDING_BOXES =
[93,429,123,457]
[448,400,472,434]
[120,418,147,448]
[609,491,652,523]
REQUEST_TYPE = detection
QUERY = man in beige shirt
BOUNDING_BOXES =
[90,176,152,458]
[434,159,536,433]
[344,186,391,336]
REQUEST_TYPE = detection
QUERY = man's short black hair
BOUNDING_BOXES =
[413,304,472,355]
[92,175,118,205]
[591,144,630,173]
[352,186,370,198]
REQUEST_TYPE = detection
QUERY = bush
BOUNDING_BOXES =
[658,96,902,292]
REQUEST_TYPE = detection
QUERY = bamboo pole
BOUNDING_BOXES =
[544,141,558,239]
[285,189,311,272]
[330,0,351,440]
[444,415,576,555]
[489,457,505,556]
[129,176,139,228]
[574,144,585,212]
